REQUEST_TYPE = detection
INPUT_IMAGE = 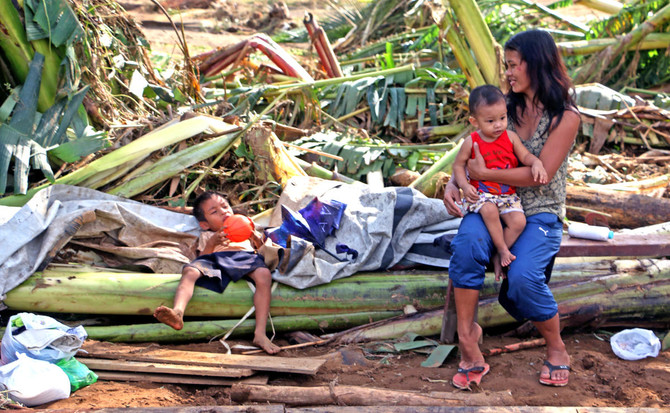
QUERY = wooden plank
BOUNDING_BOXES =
[79,346,325,375]
[80,405,283,413]
[290,408,669,413]
[80,358,254,378]
[558,234,670,257]
[95,371,268,386]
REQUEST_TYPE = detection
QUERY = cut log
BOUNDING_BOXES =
[78,343,326,375]
[230,384,460,406]
[566,186,670,228]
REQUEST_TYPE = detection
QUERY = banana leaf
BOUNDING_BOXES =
[0,53,43,195]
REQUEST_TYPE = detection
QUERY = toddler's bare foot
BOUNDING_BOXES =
[154,305,184,330]
[500,250,516,267]
[253,334,281,355]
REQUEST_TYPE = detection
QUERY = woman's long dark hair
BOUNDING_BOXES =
[505,30,575,132]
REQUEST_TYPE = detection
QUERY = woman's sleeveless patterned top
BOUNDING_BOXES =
[508,111,573,220]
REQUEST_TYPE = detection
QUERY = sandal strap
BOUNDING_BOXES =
[543,360,570,372]
[457,365,486,381]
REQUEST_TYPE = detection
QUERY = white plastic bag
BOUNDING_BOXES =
[1,313,87,365]
[0,353,71,406]
[610,328,661,361]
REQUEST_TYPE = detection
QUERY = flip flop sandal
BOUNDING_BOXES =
[539,360,570,387]
[452,363,490,390]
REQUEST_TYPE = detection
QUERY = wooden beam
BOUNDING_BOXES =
[80,358,254,378]
[285,408,670,413]
[558,234,670,257]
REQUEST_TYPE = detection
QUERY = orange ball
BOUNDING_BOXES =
[223,214,255,242]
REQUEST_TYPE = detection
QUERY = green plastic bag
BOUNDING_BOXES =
[56,357,98,392]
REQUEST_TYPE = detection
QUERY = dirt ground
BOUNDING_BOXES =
[39,332,670,409]
[25,0,670,410]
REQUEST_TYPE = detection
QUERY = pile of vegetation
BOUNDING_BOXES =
[0,0,668,214]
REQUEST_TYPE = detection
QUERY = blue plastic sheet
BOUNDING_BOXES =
[267,197,355,261]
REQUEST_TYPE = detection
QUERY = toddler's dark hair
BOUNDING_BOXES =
[192,191,229,222]
[469,85,505,116]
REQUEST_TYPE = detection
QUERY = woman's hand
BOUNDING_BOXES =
[465,142,489,181]
[442,180,464,217]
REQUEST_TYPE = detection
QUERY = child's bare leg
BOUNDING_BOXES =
[248,267,281,354]
[501,211,526,249]
[479,202,515,269]
[154,266,200,330]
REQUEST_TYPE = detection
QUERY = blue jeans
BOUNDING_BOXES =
[449,212,562,322]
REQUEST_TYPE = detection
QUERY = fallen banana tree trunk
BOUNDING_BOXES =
[4,260,623,318]
[7,260,668,344]
[333,259,670,343]
[3,266,449,317]
[83,311,402,343]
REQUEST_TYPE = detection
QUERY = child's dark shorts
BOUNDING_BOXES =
[185,251,267,293]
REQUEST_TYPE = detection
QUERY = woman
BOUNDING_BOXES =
[443,30,580,389]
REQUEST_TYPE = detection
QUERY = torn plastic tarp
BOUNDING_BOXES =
[266,176,462,289]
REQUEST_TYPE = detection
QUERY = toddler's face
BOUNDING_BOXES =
[471,100,507,140]
[200,194,233,232]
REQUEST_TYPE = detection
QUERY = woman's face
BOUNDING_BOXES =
[505,50,531,96]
